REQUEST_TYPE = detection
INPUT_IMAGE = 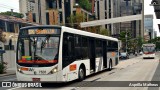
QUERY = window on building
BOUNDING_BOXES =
[46,12,49,25]
[0,20,5,31]
[97,1,100,19]
[59,0,62,8]
[46,0,57,9]
[32,13,36,22]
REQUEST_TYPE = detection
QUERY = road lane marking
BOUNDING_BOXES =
[7,87,21,90]
[0,75,16,79]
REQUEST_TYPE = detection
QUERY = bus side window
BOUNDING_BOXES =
[62,33,75,68]
[75,35,82,60]
[82,37,89,59]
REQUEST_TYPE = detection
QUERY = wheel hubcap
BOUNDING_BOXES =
[110,63,112,69]
[80,69,84,78]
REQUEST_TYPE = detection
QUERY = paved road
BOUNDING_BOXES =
[1,53,160,90]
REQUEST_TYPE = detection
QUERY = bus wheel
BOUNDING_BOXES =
[109,60,112,71]
[78,67,85,81]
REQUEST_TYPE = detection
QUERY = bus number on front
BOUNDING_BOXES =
[39,70,46,74]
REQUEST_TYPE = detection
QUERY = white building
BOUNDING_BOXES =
[19,0,35,18]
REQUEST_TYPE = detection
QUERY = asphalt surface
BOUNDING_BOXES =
[0,53,159,90]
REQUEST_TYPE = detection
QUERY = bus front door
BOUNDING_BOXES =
[103,41,107,68]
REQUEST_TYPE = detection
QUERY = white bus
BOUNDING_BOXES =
[16,25,119,82]
[142,44,156,59]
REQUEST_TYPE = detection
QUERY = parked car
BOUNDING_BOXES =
[120,52,129,59]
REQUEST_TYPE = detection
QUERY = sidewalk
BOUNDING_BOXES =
[0,69,16,77]
[116,55,143,69]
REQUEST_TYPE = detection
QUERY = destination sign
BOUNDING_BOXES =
[27,29,60,35]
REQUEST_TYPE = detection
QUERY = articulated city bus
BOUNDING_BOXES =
[142,44,156,59]
[16,25,119,82]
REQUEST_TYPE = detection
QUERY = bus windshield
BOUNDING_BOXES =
[17,27,60,67]
[143,46,155,53]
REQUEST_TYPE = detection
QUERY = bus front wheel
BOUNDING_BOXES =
[78,67,85,81]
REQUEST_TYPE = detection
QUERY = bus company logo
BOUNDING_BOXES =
[28,68,34,71]
[34,71,37,75]
[2,82,11,87]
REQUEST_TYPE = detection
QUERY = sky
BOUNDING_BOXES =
[0,0,19,12]
[0,0,159,36]
[144,0,160,36]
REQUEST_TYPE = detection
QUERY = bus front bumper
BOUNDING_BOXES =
[16,72,59,81]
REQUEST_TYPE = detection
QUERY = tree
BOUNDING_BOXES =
[119,31,132,52]
[148,37,160,50]
[0,11,24,18]
[99,28,110,36]
[78,0,92,11]
[0,28,6,43]
[67,13,86,29]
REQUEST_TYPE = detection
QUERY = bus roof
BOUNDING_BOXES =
[62,26,118,42]
[19,25,118,42]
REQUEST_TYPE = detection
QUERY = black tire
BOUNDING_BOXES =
[108,60,112,71]
[78,67,85,81]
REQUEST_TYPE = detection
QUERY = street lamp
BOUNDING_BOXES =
[125,28,128,53]
[124,0,131,53]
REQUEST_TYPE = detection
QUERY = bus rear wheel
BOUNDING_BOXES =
[78,67,85,81]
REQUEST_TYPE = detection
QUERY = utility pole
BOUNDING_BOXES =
[38,0,42,24]
[124,0,130,53]
[126,28,128,53]
[11,9,14,16]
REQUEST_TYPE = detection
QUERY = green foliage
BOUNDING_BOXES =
[119,31,132,43]
[67,13,86,29]
[78,0,92,11]
[0,11,24,18]
[99,28,110,36]
[119,31,144,52]
[0,62,7,74]
[148,37,160,50]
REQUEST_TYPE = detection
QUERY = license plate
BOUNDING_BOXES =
[32,78,40,81]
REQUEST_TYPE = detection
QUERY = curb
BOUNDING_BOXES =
[0,73,16,77]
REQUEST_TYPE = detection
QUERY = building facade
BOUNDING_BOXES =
[0,15,37,70]
[19,0,93,26]
[144,14,154,39]
[19,0,35,18]
[94,0,143,38]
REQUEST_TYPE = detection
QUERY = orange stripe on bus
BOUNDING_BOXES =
[21,67,29,71]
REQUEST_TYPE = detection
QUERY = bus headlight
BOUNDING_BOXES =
[17,66,24,74]
[48,66,58,74]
